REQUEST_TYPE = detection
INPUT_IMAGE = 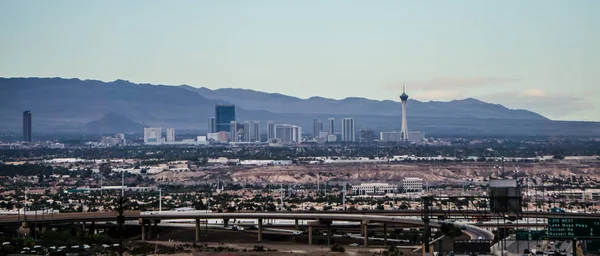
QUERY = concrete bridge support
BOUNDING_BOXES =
[223,218,229,228]
[383,223,387,246]
[308,226,313,245]
[195,219,200,242]
[258,218,263,242]
[362,220,369,247]
[327,223,332,246]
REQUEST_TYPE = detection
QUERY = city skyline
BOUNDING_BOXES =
[0,1,598,121]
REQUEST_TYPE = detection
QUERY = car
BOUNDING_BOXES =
[478,236,483,240]
[102,244,111,248]
[23,247,30,250]
[1,242,10,246]
[83,244,91,249]
[33,245,41,249]
[49,246,56,250]
[113,244,120,247]
[349,243,359,247]
[460,225,467,230]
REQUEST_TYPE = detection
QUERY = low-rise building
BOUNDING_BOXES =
[352,183,398,195]
[402,177,423,193]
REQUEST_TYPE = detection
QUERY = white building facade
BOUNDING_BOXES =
[402,177,423,193]
[352,183,398,195]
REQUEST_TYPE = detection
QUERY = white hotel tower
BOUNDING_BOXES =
[400,86,409,141]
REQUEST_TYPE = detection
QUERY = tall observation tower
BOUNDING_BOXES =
[400,86,409,141]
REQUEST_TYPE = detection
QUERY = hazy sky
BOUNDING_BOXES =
[1,1,598,121]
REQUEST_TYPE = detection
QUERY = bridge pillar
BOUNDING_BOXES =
[295,219,299,229]
[383,223,387,246]
[195,219,200,242]
[308,226,313,245]
[223,218,229,228]
[362,221,369,247]
[153,220,159,240]
[258,218,263,242]
[147,221,152,241]
[141,221,146,242]
[327,223,332,246]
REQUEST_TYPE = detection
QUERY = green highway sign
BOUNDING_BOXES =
[548,218,600,239]
[516,230,547,241]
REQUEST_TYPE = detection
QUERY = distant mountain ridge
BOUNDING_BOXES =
[3,77,599,136]
[181,85,547,120]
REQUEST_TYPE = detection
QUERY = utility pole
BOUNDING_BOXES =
[121,171,124,197]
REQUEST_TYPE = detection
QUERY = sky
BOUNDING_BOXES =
[1,1,598,121]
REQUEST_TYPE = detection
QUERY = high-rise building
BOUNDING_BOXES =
[341,118,355,142]
[328,118,334,135]
[209,117,216,133]
[244,121,251,142]
[230,121,238,142]
[275,124,302,144]
[267,121,275,142]
[313,119,323,138]
[144,127,162,144]
[252,121,260,142]
[166,128,175,142]
[400,86,409,141]
[215,105,235,132]
[23,111,32,142]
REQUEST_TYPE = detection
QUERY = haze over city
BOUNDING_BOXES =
[1,1,599,121]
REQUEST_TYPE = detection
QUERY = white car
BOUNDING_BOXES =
[349,243,359,247]
[2,242,10,246]
[102,244,111,248]
[83,244,91,249]
[478,236,483,240]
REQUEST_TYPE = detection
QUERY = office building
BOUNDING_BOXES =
[341,118,355,142]
[327,134,337,142]
[275,124,302,144]
[408,131,425,142]
[209,117,216,133]
[328,118,334,135]
[400,87,409,141]
[352,183,398,195]
[166,128,175,142]
[267,121,275,142]
[215,105,235,132]
[144,127,162,145]
[359,129,376,143]
[380,131,404,142]
[252,121,260,142]
[244,121,251,142]
[23,111,32,142]
[230,121,238,142]
[313,119,323,138]
[402,177,423,193]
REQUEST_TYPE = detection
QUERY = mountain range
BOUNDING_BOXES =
[1,77,599,136]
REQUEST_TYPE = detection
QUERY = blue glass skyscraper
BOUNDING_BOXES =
[215,105,235,132]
